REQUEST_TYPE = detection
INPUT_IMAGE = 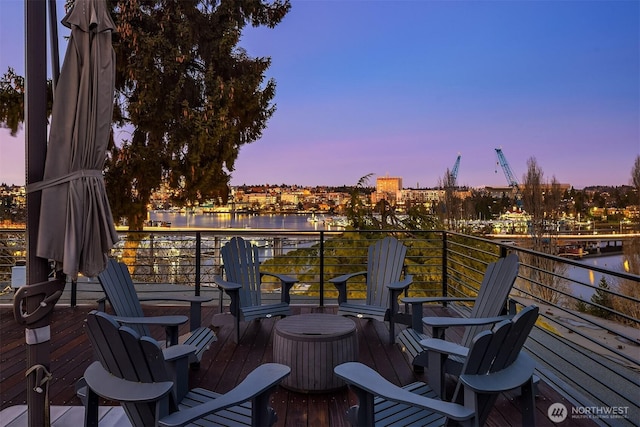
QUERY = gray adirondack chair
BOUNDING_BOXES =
[97,258,216,367]
[78,310,290,427]
[330,236,413,343]
[214,237,298,342]
[396,253,519,373]
[335,304,539,427]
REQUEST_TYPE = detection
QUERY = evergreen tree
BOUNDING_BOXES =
[106,0,290,230]
[574,298,588,313]
[590,276,613,319]
[632,155,640,193]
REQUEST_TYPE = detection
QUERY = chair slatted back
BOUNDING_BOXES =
[221,237,263,308]
[366,236,407,307]
[86,310,174,426]
[455,305,539,424]
[97,259,150,337]
[461,253,519,346]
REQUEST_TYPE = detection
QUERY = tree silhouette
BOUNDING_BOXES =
[590,276,613,319]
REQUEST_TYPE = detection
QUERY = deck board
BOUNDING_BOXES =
[0,303,596,426]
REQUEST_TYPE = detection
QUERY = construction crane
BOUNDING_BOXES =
[444,153,461,188]
[451,154,461,180]
[495,148,519,188]
[494,148,523,208]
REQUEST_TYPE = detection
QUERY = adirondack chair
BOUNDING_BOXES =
[78,310,290,427]
[396,253,519,373]
[97,258,216,368]
[334,304,539,427]
[329,236,413,343]
[214,237,298,342]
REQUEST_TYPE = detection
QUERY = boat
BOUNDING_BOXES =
[326,216,350,227]
[307,213,324,223]
[558,244,586,259]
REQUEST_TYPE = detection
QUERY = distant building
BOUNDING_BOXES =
[374,175,403,205]
[484,186,517,199]
[402,188,443,204]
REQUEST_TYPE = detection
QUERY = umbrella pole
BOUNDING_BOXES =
[47,0,60,92]
[25,1,55,425]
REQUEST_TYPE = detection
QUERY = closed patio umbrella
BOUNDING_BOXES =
[32,0,118,279]
[17,3,118,423]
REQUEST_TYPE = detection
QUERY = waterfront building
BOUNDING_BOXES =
[374,175,403,205]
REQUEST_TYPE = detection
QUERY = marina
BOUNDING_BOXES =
[148,211,346,230]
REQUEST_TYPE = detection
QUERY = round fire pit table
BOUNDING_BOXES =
[273,313,358,393]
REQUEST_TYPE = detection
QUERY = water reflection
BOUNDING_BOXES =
[568,254,624,299]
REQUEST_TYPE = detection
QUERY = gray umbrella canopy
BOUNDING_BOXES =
[34,0,118,279]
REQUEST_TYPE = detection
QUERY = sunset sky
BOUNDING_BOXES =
[1,0,638,189]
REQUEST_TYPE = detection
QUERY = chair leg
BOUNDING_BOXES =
[428,349,448,399]
[84,386,100,427]
[389,316,395,344]
[520,378,536,427]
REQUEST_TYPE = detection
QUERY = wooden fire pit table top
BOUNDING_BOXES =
[274,313,358,392]
[275,313,356,338]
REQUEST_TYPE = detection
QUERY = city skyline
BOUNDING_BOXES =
[1,0,639,189]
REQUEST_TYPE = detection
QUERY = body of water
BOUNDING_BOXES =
[148,211,340,230]
[568,254,626,299]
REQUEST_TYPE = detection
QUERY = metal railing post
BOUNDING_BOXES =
[442,232,448,303]
[195,231,201,295]
[150,233,155,275]
[214,236,223,313]
[319,231,325,307]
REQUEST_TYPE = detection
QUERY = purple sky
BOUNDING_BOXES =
[1,0,639,189]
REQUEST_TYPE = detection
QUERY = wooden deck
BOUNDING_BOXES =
[0,303,596,426]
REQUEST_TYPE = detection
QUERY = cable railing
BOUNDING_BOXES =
[1,227,638,425]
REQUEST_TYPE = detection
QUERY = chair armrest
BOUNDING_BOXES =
[420,338,468,358]
[424,314,510,328]
[329,270,367,285]
[334,362,475,423]
[83,361,173,403]
[261,271,297,285]
[262,271,298,304]
[401,296,476,304]
[401,297,476,330]
[329,271,367,304]
[163,344,196,362]
[139,295,214,304]
[213,275,242,292]
[158,363,291,427]
[460,352,536,393]
[138,295,213,330]
[387,275,413,291]
[113,315,188,346]
[423,314,511,340]
[113,315,188,327]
